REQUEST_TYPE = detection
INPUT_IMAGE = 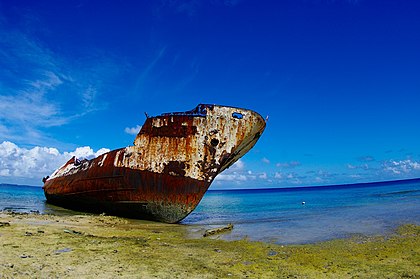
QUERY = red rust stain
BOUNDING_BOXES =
[140,116,197,138]
[43,104,267,222]
[44,149,208,210]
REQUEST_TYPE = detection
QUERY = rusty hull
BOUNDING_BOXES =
[43,104,266,223]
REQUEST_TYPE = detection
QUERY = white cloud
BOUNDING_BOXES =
[361,163,369,170]
[314,177,324,183]
[0,18,123,146]
[259,172,268,179]
[286,173,295,179]
[232,159,245,171]
[124,125,142,135]
[261,157,270,164]
[215,160,246,183]
[69,146,110,160]
[81,85,98,112]
[0,141,109,185]
[276,161,301,168]
[273,170,304,185]
[0,90,68,128]
[274,172,282,179]
[346,163,370,171]
[347,164,357,169]
[30,71,63,92]
[216,173,248,182]
[95,148,111,157]
[383,159,420,175]
[214,159,262,185]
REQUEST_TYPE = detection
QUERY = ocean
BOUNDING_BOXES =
[1,179,419,244]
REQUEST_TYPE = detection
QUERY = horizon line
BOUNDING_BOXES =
[209,177,420,192]
[2,177,419,191]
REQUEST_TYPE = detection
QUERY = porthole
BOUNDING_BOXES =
[232,112,243,119]
[210,138,219,147]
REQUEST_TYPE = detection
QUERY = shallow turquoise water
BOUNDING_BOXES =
[1,179,419,244]
[184,179,420,243]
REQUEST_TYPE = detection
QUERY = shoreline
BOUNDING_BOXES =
[1,212,419,278]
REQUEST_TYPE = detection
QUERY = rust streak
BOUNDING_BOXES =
[43,104,266,223]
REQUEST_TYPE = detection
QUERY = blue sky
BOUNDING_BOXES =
[1,0,419,188]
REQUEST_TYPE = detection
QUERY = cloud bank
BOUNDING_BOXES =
[124,125,142,135]
[0,141,109,186]
[383,159,420,175]
[2,141,420,188]
[214,154,420,189]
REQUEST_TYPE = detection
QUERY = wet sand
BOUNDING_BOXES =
[0,212,419,278]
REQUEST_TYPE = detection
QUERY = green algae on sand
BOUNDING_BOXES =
[0,212,419,278]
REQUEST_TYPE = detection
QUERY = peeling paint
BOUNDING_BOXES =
[43,104,266,223]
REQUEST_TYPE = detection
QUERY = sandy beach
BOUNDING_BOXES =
[0,212,419,278]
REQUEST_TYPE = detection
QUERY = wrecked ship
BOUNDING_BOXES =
[43,104,266,223]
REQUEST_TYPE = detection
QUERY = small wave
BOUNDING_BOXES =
[372,190,420,197]
[184,216,293,226]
